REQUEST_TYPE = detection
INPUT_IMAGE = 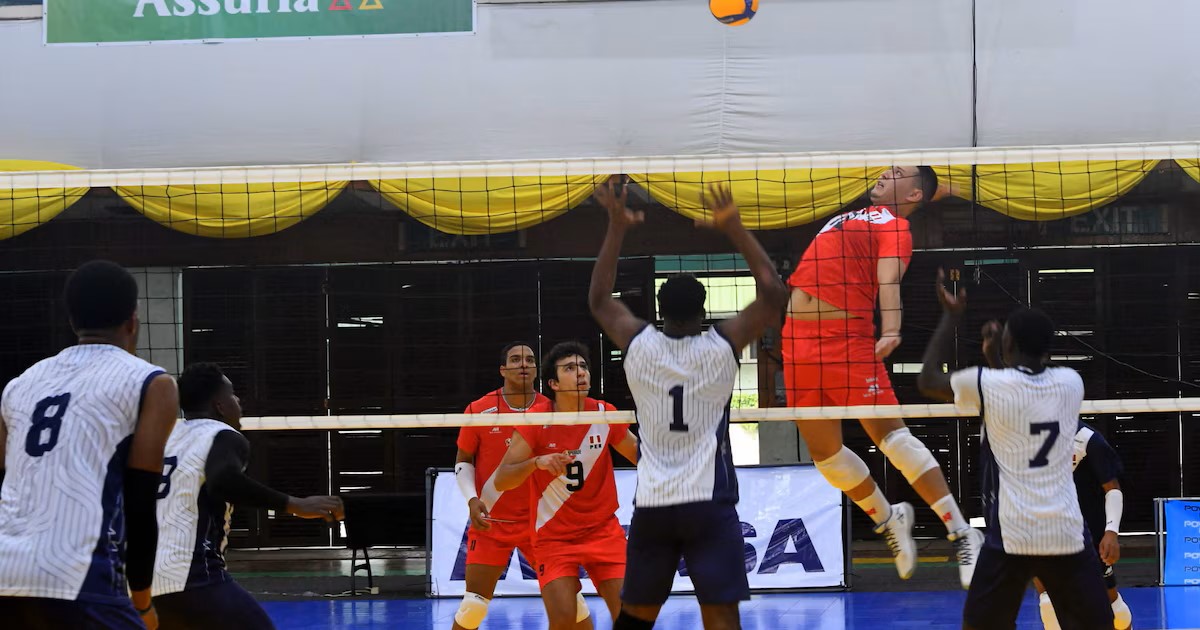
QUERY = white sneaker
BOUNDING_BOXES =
[873,502,917,579]
[950,527,984,590]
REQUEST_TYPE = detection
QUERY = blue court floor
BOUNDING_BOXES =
[261,586,1200,629]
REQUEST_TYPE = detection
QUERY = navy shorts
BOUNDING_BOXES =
[622,501,750,606]
[0,596,143,629]
[154,580,276,630]
[963,546,1113,630]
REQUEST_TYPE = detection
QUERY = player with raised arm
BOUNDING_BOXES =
[0,260,178,629]
[976,323,1132,630]
[494,341,639,630]
[451,342,592,630]
[782,166,983,587]
[589,178,789,630]
[918,271,1113,630]
[153,362,343,629]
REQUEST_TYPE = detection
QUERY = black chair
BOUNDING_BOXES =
[342,493,425,595]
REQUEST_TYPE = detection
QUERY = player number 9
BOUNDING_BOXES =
[565,461,584,492]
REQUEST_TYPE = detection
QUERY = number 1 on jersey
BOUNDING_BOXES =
[668,385,689,432]
[1029,422,1060,468]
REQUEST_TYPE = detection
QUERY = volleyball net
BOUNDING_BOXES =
[3,140,1200,542]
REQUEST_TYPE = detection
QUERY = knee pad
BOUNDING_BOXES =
[814,446,872,493]
[454,592,490,629]
[879,428,941,485]
[576,591,590,623]
[1112,593,1132,630]
[1038,592,1061,630]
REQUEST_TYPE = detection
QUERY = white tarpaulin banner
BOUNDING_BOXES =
[428,465,846,597]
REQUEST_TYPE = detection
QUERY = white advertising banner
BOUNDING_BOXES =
[428,465,846,597]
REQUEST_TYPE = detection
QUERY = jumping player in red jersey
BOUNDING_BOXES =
[783,166,984,588]
[495,341,639,630]
[453,342,585,630]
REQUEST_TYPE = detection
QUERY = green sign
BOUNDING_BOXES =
[45,0,474,45]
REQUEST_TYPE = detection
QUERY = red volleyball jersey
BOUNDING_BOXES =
[515,398,627,543]
[788,205,912,320]
[456,389,550,522]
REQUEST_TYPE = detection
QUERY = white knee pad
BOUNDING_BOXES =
[879,428,941,485]
[454,592,490,629]
[814,446,872,493]
[1039,592,1061,630]
[576,591,590,623]
[1112,593,1132,630]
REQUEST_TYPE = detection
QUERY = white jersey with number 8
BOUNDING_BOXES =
[0,344,164,603]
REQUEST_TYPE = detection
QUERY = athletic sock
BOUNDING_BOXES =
[932,495,969,535]
[613,610,655,630]
[855,487,892,526]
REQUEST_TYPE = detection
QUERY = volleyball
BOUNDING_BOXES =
[710,0,758,26]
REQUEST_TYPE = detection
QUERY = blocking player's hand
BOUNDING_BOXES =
[535,453,573,477]
[594,175,644,229]
[1099,530,1121,565]
[287,496,344,522]
[875,334,902,360]
[468,497,492,532]
[981,320,1002,367]
[935,268,967,316]
[698,182,744,233]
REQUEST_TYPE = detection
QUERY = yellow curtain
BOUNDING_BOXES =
[116,181,347,238]
[369,175,608,235]
[0,160,88,240]
[935,161,1158,221]
[630,168,887,229]
[1176,159,1200,184]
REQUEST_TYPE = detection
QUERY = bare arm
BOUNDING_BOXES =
[704,184,789,353]
[589,176,650,352]
[455,448,475,465]
[918,270,966,402]
[495,432,571,492]
[612,431,639,465]
[876,257,906,359]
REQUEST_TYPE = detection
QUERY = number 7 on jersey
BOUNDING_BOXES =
[1029,422,1060,468]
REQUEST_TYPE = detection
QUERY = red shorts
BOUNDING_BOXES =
[533,517,627,589]
[466,520,537,568]
[782,317,898,407]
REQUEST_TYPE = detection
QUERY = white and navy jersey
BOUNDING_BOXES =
[624,325,740,508]
[153,418,237,596]
[1071,422,1124,545]
[951,365,1087,556]
[0,345,165,603]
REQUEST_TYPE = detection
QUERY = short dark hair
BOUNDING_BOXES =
[541,341,590,387]
[657,274,706,322]
[500,341,534,366]
[178,362,227,415]
[916,166,939,206]
[1006,308,1055,358]
[64,260,138,330]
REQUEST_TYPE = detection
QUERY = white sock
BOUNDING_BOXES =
[855,487,892,525]
[932,495,969,535]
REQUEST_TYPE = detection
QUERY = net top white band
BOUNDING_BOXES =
[2,140,1195,189]
[240,397,1200,431]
